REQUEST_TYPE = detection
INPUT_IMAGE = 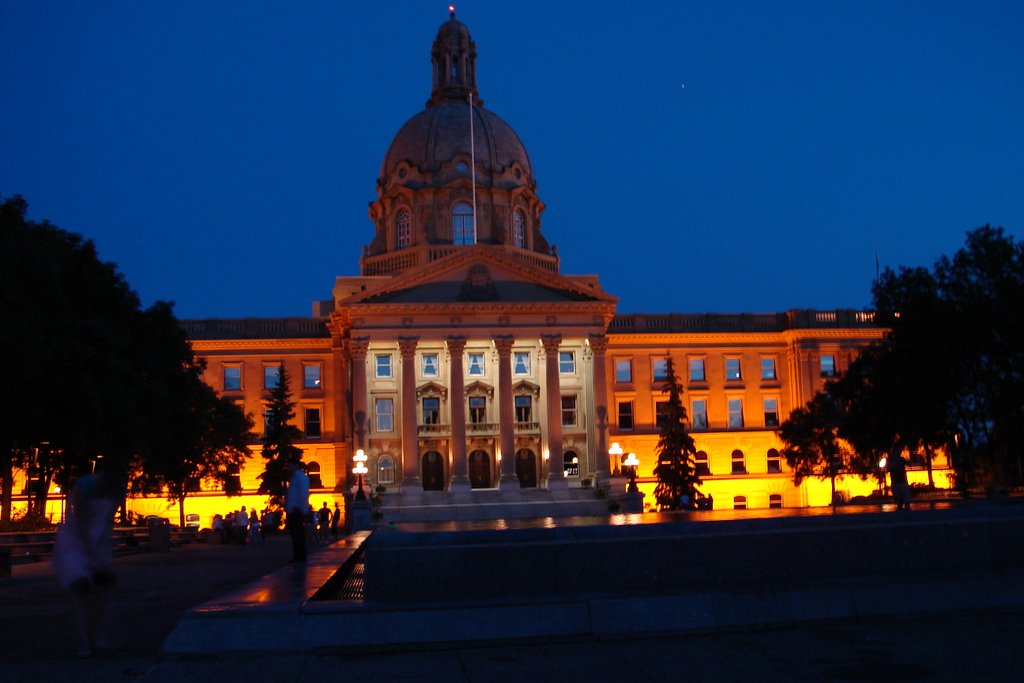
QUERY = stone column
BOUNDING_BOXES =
[330,336,350,490]
[494,335,517,489]
[589,333,611,485]
[348,338,370,489]
[398,336,420,489]
[447,337,469,491]
[541,334,565,488]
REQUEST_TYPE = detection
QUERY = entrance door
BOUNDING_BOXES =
[468,450,491,489]
[422,451,445,491]
[515,448,537,488]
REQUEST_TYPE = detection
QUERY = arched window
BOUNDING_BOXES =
[377,454,395,485]
[563,450,580,477]
[395,209,411,250]
[767,448,782,473]
[452,202,475,245]
[512,209,526,248]
[306,461,322,489]
[731,449,746,475]
[769,493,783,508]
[733,495,747,510]
[695,450,710,476]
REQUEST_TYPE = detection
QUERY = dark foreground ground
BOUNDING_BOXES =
[0,523,1021,682]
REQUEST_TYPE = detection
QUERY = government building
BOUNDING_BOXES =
[28,14,951,525]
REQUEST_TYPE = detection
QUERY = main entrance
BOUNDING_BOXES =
[421,450,445,491]
[515,448,537,488]
[468,449,491,488]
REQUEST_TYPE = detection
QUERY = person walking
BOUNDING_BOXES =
[285,460,310,562]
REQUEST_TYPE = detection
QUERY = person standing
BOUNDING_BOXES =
[285,460,310,562]
[330,501,341,539]
[52,468,124,658]
[887,453,911,510]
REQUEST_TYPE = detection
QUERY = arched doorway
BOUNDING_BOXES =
[422,451,445,491]
[469,450,491,489]
[515,448,537,488]
[563,450,579,477]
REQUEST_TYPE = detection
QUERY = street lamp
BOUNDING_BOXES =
[624,452,640,493]
[609,442,623,476]
[353,449,368,501]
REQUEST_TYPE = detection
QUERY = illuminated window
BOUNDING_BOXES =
[615,359,632,382]
[617,401,634,430]
[467,352,485,376]
[377,454,395,485]
[303,364,322,389]
[733,495,747,510]
[763,398,779,427]
[304,408,321,438]
[375,398,394,432]
[513,209,526,247]
[767,448,782,473]
[691,399,708,429]
[725,358,742,381]
[514,351,530,375]
[375,354,392,378]
[452,202,475,245]
[514,395,533,423]
[264,364,281,390]
[223,365,241,391]
[422,353,439,377]
[469,396,486,424]
[561,396,578,427]
[422,397,440,425]
[820,354,836,378]
[695,450,710,476]
[731,449,747,474]
[728,398,744,428]
[559,351,576,374]
[761,357,776,381]
[689,358,706,382]
[652,358,668,382]
[655,401,670,429]
[396,209,411,249]
[769,493,783,508]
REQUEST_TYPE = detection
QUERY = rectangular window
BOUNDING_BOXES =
[820,354,836,378]
[422,353,439,377]
[615,359,632,383]
[763,398,779,427]
[422,396,440,425]
[467,352,485,376]
[469,396,486,424]
[691,399,708,430]
[561,396,578,427]
[559,351,576,374]
[375,354,393,378]
[223,365,241,391]
[761,357,776,381]
[514,395,532,423]
[617,401,634,430]
[263,364,281,390]
[652,358,668,382]
[655,401,670,429]
[303,364,322,389]
[303,408,321,438]
[514,351,530,375]
[689,358,706,383]
[728,398,744,428]
[375,398,393,432]
[725,358,742,381]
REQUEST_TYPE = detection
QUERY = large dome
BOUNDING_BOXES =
[380,100,532,180]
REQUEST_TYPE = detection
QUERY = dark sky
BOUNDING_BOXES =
[3,1,1022,319]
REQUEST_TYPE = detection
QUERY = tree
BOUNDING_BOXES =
[780,392,851,504]
[651,355,700,510]
[258,364,303,509]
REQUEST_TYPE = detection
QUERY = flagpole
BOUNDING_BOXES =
[469,91,478,244]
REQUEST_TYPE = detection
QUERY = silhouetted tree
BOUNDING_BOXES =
[780,392,851,504]
[652,356,700,509]
[258,364,303,509]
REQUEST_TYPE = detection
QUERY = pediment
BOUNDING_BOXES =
[337,246,617,308]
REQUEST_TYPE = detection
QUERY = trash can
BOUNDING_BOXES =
[147,517,171,553]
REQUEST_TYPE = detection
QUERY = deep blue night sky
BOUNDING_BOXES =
[2,1,1022,319]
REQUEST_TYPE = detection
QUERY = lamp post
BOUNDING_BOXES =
[353,449,368,501]
[624,452,640,493]
[609,442,623,477]
[878,457,888,503]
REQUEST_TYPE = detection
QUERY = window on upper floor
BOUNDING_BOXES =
[264,364,281,390]
[820,354,836,378]
[422,353,439,378]
[452,202,475,245]
[514,351,530,375]
[761,357,777,381]
[561,395,578,427]
[306,461,323,489]
[303,363,322,389]
[689,358,706,383]
[725,358,742,381]
[655,401,670,429]
[728,398,744,428]
[375,354,393,379]
[303,408,321,439]
[731,449,747,474]
[223,365,242,392]
[559,351,576,374]
[767,448,782,473]
[467,352,485,377]
[763,398,779,427]
[514,395,533,423]
[617,401,634,430]
[375,398,394,432]
[652,358,668,383]
[469,396,486,424]
[396,208,411,250]
[422,397,440,425]
[615,359,632,383]
[512,209,526,248]
[695,450,711,476]
[691,399,708,430]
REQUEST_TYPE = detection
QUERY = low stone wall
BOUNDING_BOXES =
[362,504,1024,603]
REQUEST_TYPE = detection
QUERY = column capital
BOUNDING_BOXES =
[493,335,515,356]
[446,336,467,356]
[588,333,609,355]
[398,336,419,359]
[540,334,562,355]
[349,337,370,362]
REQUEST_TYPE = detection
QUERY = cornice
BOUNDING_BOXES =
[189,338,332,352]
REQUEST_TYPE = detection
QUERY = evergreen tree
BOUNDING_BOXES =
[652,355,700,509]
[258,363,303,509]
